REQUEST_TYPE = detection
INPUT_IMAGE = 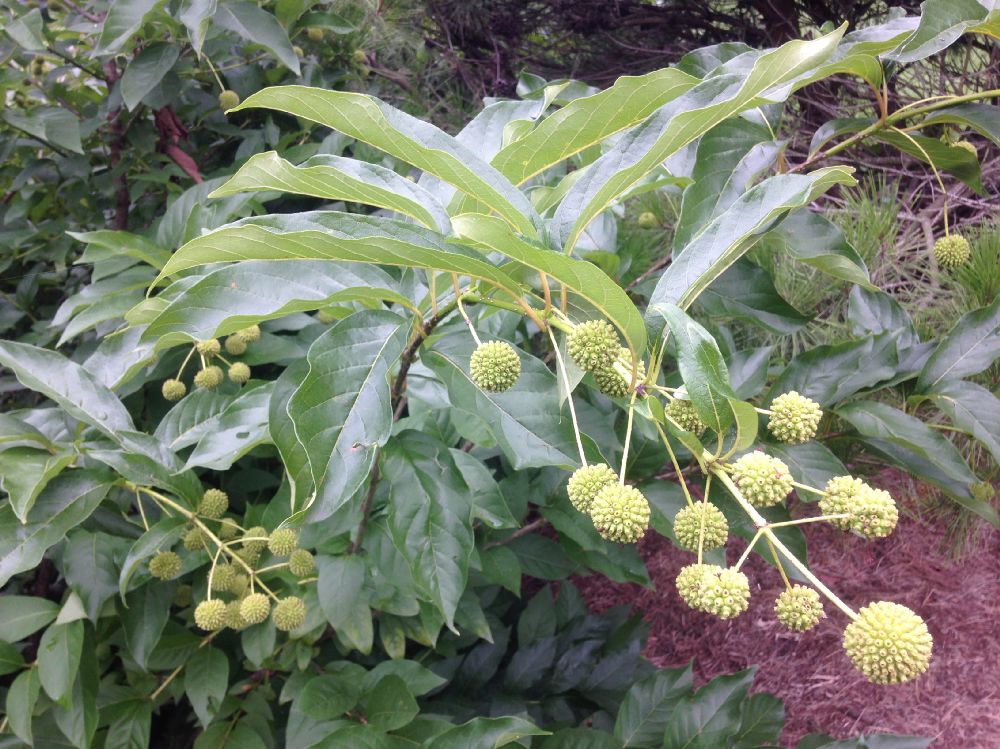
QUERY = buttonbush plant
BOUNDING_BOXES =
[1,1,999,747]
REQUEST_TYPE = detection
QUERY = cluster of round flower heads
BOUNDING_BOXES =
[819,476,898,538]
[161,325,261,401]
[932,234,970,269]
[568,321,645,398]
[145,486,314,634]
[675,563,750,619]
[566,463,650,544]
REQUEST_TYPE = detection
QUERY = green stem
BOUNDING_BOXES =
[791,481,826,497]
[547,326,587,466]
[734,528,763,571]
[766,514,849,529]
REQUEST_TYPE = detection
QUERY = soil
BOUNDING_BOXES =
[576,472,1000,749]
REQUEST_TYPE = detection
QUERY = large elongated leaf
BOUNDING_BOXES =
[663,669,754,749]
[919,103,1000,146]
[153,213,526,304]
[94,0,160,55]
[927,380,1000,465]
[3,108,83,154]
[551,28,846,252]
[647,168,855,314]
[697,259,809,335]
[765,210,874,289]
[427,716,548,749]
[211,152,451,233]
[382,432,474,630]
[917,296,1000,392]
[0,447,75,522]
[451,214,647,355]
[287,310,409,521]
[231,87,539,236]
[0,341,134,440]
[184,382,274,470]
[887,0,1000,63]
[121,42,180,111]
[214,0,300,74]
[269,361,313,512]
[613,665,693,747]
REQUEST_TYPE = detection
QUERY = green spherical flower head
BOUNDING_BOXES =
[229,573,250,597]
[194,365,224,390]
[195,339,221,357]
[932,234,970,269]
[288,549,316,577]
[217,518,240,541]
[672,502,728,552]
[224,601,248,630]
[729,451,793,507]
[240,592,271,625]
[637,211,658,229]
[224,335,247,356]
[162,378,187,402]
[317,309,336,324]
[183,527,207,551]
[666,398,705,433]
[819,475,865,530]
[273,596,307,632]
[775,585,824,632]
[594,347,645,399]
[148,551,181,580]
[306,26,324,41]
[699,567,751,620]
[469,341,520,392]
[218,89,240,111]
[843,601,932,684]
[268,528,299,557]
[194,599,227,631]
[851,486,898,538]
[228,362,251,385]
[954,140,977,156]
[236,324,261,344]
[676,563,716,611]
[567,463,618,514]
[590,484,650,543]
[198,488,229,519]
[210,564,236,592]
[972,481,996,503]
[768,391,822,444]
[568,320,619,372]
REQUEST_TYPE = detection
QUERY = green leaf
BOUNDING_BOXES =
[382,432,474,631]
[0,470,113,588]
[540,729,623,749]
[427,716,549,749]
[887,0,999,63]
[3,107,84,154]
[927,380,1000,465]
[6,666,41,744]
[104,698,152,749]
[297,673,360,720]
[361,660,447,697]
[359,674,418,732]
[875,130,983,194]
[70,229,171,270]
[211,152,451,233]
[317,555,374,655]
[848,287,919,348]
[663,668,754,749]
[62,531,125,621]
[0,640,25,675]
[734,692,784,747]
[38,620,84,706]
[917,296,1000,392]
[215,0,301,75]
[480,545,522,595]
[765,210,874,290]
[450,449,517,529]
[451,213,647,355]
[231,87,539,237]
[919,103,1000,146]
[118,517,187,598]
[766,443,847,500]
[0,595,59,643]
[613,665,693,746]
[179,0,216,56]
[697,259,809,335]
[0,447,75,522]
[0,341,134,440]
[185,646,230,727]
[121,582,174,670]
[184,382,274,470]
[648,168,855,313]
[121,42,180,111]
[95,0,161,55]
[552,27,846,252]
[4,8,46,50]
[270,361,314,512]
[287,310,409,522]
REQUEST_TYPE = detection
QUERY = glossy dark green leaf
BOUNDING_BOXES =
[919,103,1000,146]
[698,259,809,335]
[0,470,113,588]
[360,674,418,732]
[0,447,75,522]
[917,296,1000,392]
[297,673,360,721]
[480,545,522,595]
[540,728,623,749]
[94,0,159,54]
[426,716,548,749]
[3,107,83,153]
[0,639,24,675]
[766,211,874,290]
[185,646,230,727]
[876,130,983,193]
[288,310,409,522]
[104,698,152,749]
[215,0,301,74]
[317,555,373,655]
[121,582,174,670]
[121,42,180,110]
[613,664,693,746]
[767,443,847,500]
[0,595,59,643]
[269,360,314,512]
[38,620,84,706]
[727,346,773,400]
[927,380,1000,464]
[450,449,517,529]
[118,517,187,598]
[184,382,274,471]
[6,666,41,744]
[663,668,754,749]
[52,626,99,747]
[887,0,998,63]
[734,692,785,747]
[848,287,918,348]
[506,533,577,580]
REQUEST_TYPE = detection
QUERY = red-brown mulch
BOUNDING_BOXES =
[576,476,1000,749]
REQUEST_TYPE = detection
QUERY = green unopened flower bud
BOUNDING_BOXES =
[775,585,824,632]
[268,528,299,557]
[242,526,268,555]
[219,90,240,111]
[590,484,650,543]
[195,339,221,356]
[470,341,520,392]
[194,365,224,390]
[676,563,715,611]
[224,336,247,356]
[306,26,324,42]
[162,379,187,402]
[567,463,618,514]
[568,320,619,373]
[183,527,208,551]
[666,398,705,433]
[637,211,658,229]
[198,488,229,519]
[699,567,750,620]
[229,573,250,597]
[194,599,227,631]
[288,549,316,577]
[273,596,307,631]
[210,564,236,592]
[217,518,240,540]
[843,601,932,684]
[932,234,970,269]
[768,391,822,444]
[672,502,728,552]
[594,347,645,399]
[149,551,181,580]
[228,362,251,385]
[972,481,996,503]
[236,324,261,344]
[729,451,793,507]
[225,600,248,630]
[240,592,271,625]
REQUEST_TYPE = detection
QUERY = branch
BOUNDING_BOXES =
[103,60,130,230]
[154,107,203,183]
[484,517,549,549]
